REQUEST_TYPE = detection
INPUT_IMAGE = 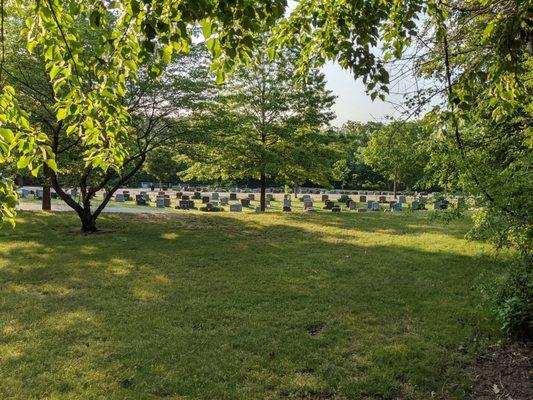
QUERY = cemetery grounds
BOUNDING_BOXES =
[0,198,512,399]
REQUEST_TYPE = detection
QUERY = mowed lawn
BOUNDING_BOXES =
[0,211,502,399]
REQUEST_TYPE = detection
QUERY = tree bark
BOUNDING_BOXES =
[260,171,266,212]
[42,185,51,210]
[80,212,97,233]
[42,163,51,210]
[393,170,398,199]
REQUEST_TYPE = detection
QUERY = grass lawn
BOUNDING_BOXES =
[0,211,502,399]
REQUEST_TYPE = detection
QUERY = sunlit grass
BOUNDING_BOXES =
[0,211,503,399]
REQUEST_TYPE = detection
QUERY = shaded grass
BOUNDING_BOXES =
[0,211,503,399]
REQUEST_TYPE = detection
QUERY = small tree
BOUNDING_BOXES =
[363,121,428,197]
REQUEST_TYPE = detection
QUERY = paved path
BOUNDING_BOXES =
[17,202,168,214]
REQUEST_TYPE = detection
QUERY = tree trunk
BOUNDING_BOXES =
[393,171,398,199]
[260,171,266,212]
[80,212,97,233]
[42,164,51,210]
[42,185,51,210]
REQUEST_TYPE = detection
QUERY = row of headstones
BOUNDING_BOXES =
[20,188,76,200]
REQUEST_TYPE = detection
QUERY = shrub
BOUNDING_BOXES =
[338,194,351,203]
[199,206,224,212]
[494,256,533,340]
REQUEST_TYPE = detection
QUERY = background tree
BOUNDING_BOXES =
[181,43,336,211]
[363,121,428,197]
[144,147,183,189]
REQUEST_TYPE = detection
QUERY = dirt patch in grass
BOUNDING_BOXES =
[471,341,532,399]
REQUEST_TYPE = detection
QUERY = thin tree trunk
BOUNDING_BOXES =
[42,185,51,210]
[42,164,51,210]
[260,171,266,212]
[393,171,398,199]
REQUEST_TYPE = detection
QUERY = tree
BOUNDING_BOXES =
[363,121,428,197]
[329,121,385,190]
[1,15,211,231]
[180,42,336,211]
[1,0,433,225]
[144,147,183,189]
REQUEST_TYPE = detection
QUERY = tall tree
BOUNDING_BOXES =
[181,44,336,211]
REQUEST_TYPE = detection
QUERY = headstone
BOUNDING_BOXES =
[188,200,195,209]
[302,194,311,202]
[70,188,78,197]
[175,192,183,199]
[349,200,356,210]
[390,202,402,211]
[156,197,165,208]
[164,197,171,207]
[20,189,29,198]
[136,195,147,205]
[266,194,274,201]
[410,201,420,210]
[283,206,292,212]
[179,200,189,210]
[210,201,219,207]
[220,197,229,206]
[332,206,341,212]
[211,192,219,200]
[372,202,380,211]
[367,201,374,210]
[230,193,237,201]
[255,206,262,212]
[345,198,353,207]
[321,194,329,202]
[193,192,201,200]
[115,193,125,202]
[248,194,255,201]
[379,196,386,203]
[398,195,406,204]
[230,204,243,212]
[304,207,316,212]
[303,200,313,209]
[182,195,190,200]
[202,196,210,204]
[324,200,334,210]
[35,189,43,199]
[283,199,292,207]
[241,198,250,207]
[142,193,151,202]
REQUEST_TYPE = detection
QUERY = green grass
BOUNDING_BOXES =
[0,211,503,399]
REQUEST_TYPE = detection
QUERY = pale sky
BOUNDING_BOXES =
[321,62,398,127]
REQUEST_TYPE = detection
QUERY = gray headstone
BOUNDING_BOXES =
[115,194,125,202]
[230,193,237,200]
[156,197,165,208]
[230,204,243,212]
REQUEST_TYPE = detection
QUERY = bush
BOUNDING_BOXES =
[338,194,351,203]
[494,256,533,340]
[199,206,224,212]
[481,255,533,340]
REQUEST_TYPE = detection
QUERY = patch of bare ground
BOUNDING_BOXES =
[471,341,532,399]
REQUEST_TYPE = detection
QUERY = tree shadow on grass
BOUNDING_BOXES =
[0,211,501,400]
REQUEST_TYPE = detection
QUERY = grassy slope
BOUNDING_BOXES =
[0,211,501,399]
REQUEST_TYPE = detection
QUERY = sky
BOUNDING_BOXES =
[321,62,399,127]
